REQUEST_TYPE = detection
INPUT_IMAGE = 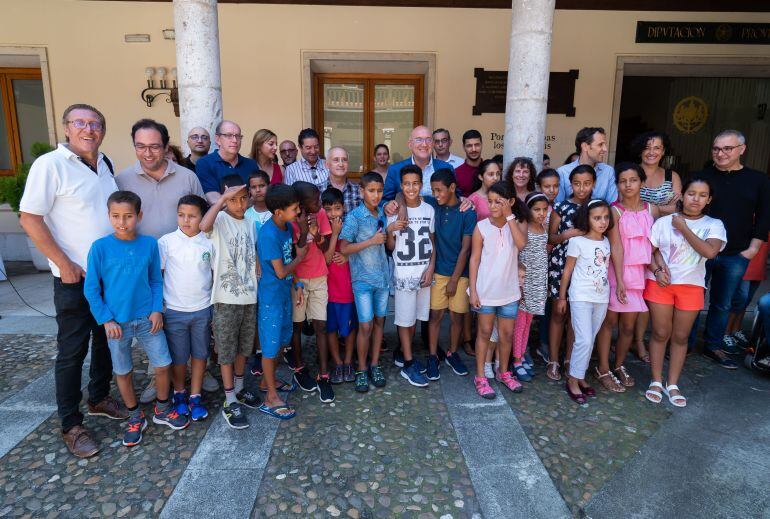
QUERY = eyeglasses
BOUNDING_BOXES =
[67,119,103,132]
[433,138,450,145]
[711,144,743,155]
[134,143,164,152]
[412,137,433,145]
[189,134,210,141]
[217,133,243,141]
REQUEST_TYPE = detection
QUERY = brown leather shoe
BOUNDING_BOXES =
[87,396,129,420]
[62,425,99,458]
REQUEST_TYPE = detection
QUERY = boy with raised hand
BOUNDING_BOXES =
[322,188,358,384]
[200,175,260,429]
[340,172,398,393]
[257,184,308,419]
[426,169,475,381]
[386,165,436,387]
[84,191,189,448]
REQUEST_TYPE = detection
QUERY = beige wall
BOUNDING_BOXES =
[1,1,769,169]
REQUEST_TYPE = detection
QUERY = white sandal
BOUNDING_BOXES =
[645,381,664,404]
[663,384,687,408]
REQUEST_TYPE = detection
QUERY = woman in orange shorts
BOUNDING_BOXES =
[644,178,726,408]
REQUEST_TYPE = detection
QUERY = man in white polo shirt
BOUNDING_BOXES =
[20,103,128,458]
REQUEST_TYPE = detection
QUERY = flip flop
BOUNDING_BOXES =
[258,403,296,420]
[259,379,296,393]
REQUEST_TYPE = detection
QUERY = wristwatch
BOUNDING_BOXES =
[506,214,516,222]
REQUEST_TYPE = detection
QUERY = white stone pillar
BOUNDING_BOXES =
[503,0,556,173]
[173,0,223,154]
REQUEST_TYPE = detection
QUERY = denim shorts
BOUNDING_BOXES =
[258,292,293,359]
[107,316,172,375]
[163,307,212,365]
[353,285,390,323]
[474,300,519,319]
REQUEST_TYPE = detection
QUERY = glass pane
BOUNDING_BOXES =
[12,79,48,163]
[323,83,365,173]
[374,84,416,166]
[0,98,11,170]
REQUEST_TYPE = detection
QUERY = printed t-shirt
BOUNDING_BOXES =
[566,235,611,303]
[245,207,273,237]
[208,211,257,305]
[158,229,213,312]
[387,201,435,291]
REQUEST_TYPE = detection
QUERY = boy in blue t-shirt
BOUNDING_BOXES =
[257,184,308,420]
[84,191,189,448]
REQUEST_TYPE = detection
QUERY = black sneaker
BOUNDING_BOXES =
[282,347,296,368]
[436,347,447,362]
[720,335,742,356]
[393,349,405,368]
[426,355,440,381]
[703,349,737,369]
[293,366,317,392]
[354,370,369,393]
[222,401,249,429]
[317,374,335,403]
[236,389,261,409]
[369,365,386,388]
[343,364,356,383]
[330,364,344,385]
[250,353,263,377]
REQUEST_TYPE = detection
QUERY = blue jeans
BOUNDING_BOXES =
[758,293,770,345]
[702,254,751,352]
[107,317,172,375]
[730,280,761,313]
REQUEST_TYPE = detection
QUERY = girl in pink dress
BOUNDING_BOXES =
[595,163,659,392]
[467,159,502,222]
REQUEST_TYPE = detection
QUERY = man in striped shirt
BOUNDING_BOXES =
[284,128,329,189]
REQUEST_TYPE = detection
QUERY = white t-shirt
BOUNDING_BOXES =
[649,214,726,288]
[207,211,257,305]
[387,202,434,291]
[158,229,214,312]
[566,235,611,303]
[245,207,273,237]
[19,144,117,277]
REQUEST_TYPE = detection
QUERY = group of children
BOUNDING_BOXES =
[83,155,725,446]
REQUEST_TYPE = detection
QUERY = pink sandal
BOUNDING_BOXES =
[474,376,496,399]
[496,371,523,393]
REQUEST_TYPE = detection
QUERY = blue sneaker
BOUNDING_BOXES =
[513,364,533,382]
[426,355,440,381]
[703,349,737,369]
[122,412,147,447]
[400,363,428,387]
[173,391,189,416]
[413,358,427,374]
[189,395,208,421]
[153,403,190,430]
[354,370,370,393]
[445,352,469,376]
[393,349,405,368]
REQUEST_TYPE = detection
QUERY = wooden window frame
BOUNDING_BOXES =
[0,67,42,176]
[313,73,424,175]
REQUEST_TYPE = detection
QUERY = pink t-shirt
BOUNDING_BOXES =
[292,208,332,279]
[327,241,354,303]
[468,192,491,222]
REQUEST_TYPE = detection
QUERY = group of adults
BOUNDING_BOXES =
[16,100,767,457]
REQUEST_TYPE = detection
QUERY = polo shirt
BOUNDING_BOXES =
[698,165,770,255]
[195,151,259,195]
[115,160,205,239]
[555,159,618,204]
[284,157,329,190]
[454,162,479,197]
[158,228,214,312]
[426,199,477,278]
[19,143,117,277]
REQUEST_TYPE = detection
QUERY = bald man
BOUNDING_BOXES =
[323,146,362,215]
[383,125,454,203]
[182,126,211,172]
[194,120,260,203]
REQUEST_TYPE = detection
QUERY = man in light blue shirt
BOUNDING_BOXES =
[555,127,618,204]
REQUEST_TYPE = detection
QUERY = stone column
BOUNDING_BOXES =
[503,0,556,173]
[173,0,223,154]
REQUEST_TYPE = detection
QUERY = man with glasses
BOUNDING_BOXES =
[182,127,211,173]
[20,104,128,458]
[284,128,329,189]
[432,128,464,168]
[279,139,299,169]
[383,126,454,202]
[195,120,259,203]
[697,130,770,369]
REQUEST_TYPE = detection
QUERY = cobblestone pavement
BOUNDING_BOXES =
[502,348,714,517]
[0,334,57,404]
[0,344,225,518]
[253,334,482,519]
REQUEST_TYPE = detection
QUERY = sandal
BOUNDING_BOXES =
[645,381,664,404]
[578,383,596,398]
[614,365,635,387]
[546,361,561,381]
[595,367,625,393]
[495,371,523,393]
[663,384,687,408]
[474,376,496,399]
[565,382,587,404]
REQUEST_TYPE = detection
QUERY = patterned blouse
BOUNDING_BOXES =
[548,200,580,298]
[640,169,675,206]
[519,229,549,315]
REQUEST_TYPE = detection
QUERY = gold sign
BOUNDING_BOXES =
[673,96,708,134]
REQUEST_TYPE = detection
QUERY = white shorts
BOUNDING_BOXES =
[394,287,431,327]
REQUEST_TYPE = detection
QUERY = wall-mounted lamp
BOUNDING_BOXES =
[141,67,179,117]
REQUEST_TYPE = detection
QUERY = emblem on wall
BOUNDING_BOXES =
[673,96,708,134]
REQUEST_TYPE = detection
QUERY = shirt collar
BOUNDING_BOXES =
[216,151,242,167]
[59,143,105,167]
[300,156,324,169]
[133,159,175,180]
[411,156,433,169]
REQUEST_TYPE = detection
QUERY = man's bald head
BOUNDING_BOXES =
[327,146,349,179]
[187,126,211,156]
